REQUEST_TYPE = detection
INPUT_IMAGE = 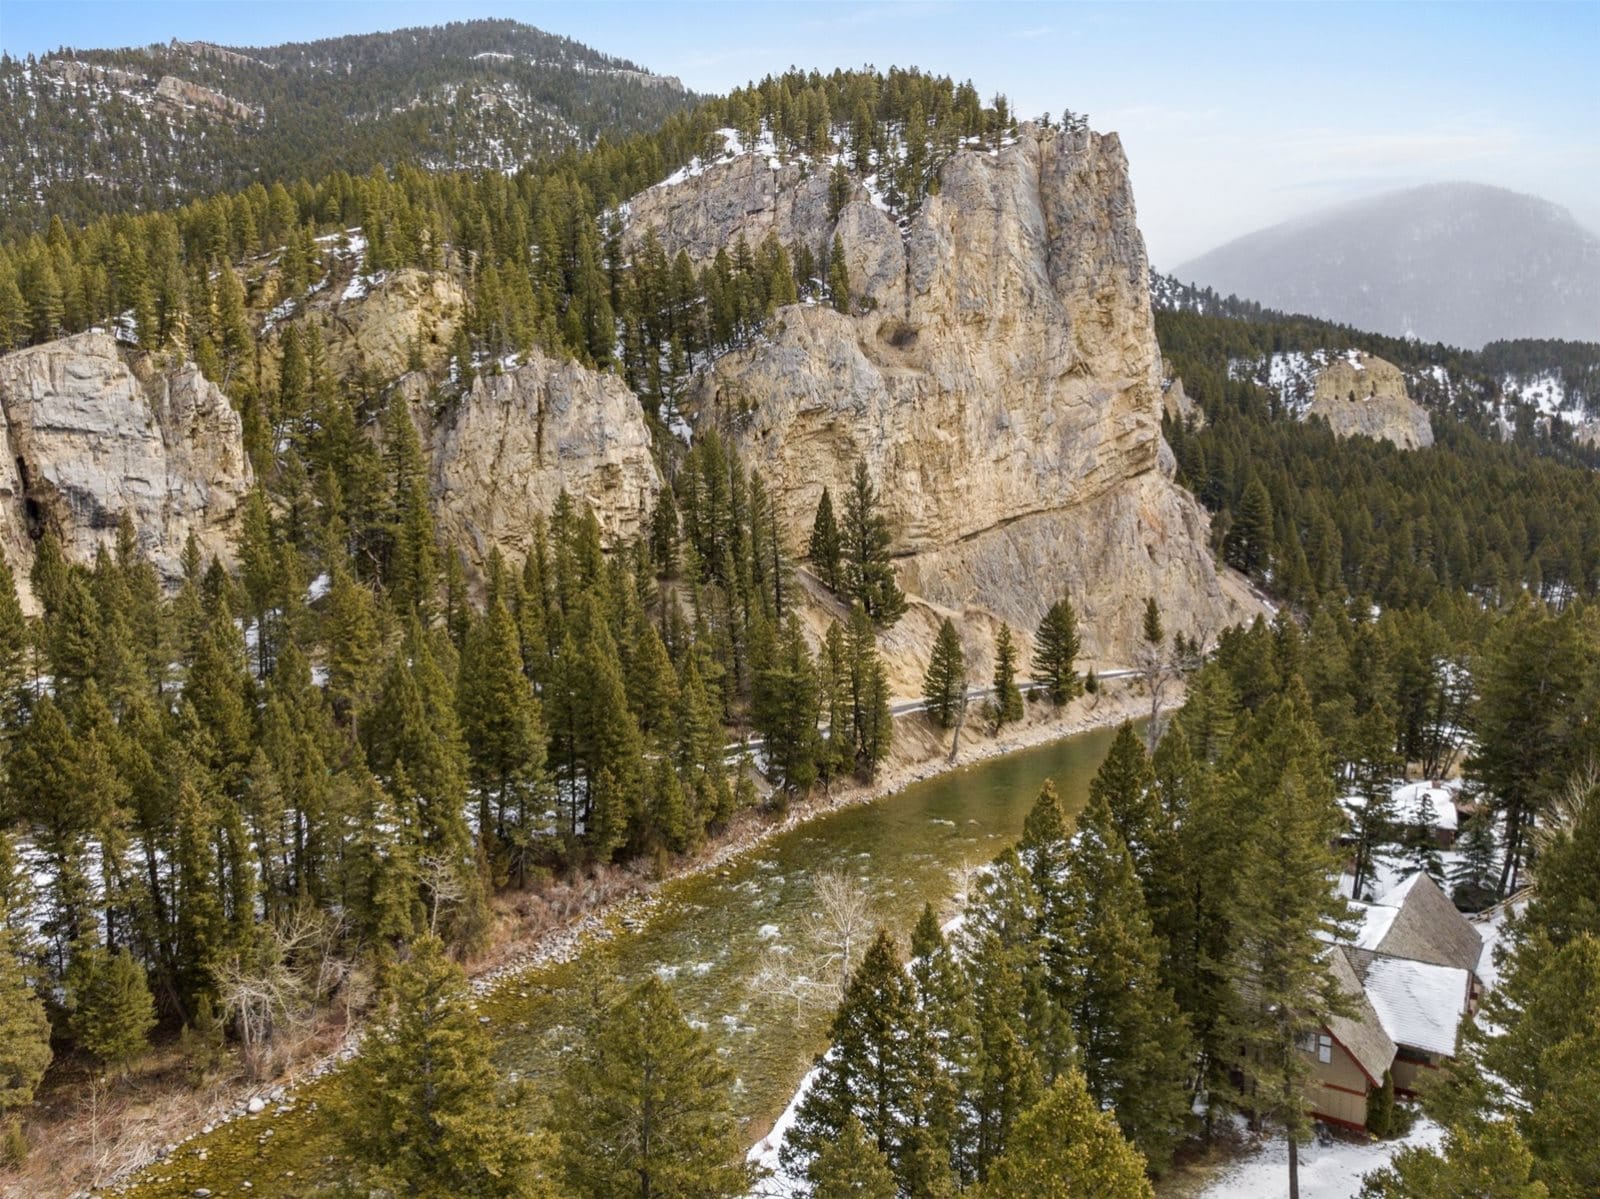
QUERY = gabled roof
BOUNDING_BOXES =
[1368,872,1483,975]
[1392,782,1460,833]
[1364,957,1470,1057]
[1326,948,1397,1085]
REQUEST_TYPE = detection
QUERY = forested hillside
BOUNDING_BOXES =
[0,19,695,239]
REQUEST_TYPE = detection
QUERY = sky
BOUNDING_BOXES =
[2,0,1595,266]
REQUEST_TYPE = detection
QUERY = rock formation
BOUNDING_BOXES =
[313,268,467,381]
[153,75,258,123]
[634,126,1257,663]
[0,333,253,609]
[1305,351,1434,450]
[427,349,660,571]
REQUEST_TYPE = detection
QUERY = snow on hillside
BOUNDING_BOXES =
[1228,350,1330,415]
[1501,370,1575,417]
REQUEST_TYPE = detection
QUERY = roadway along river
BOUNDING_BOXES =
[125,723,1123,1197]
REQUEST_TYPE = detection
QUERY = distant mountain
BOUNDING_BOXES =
[1173,183,1600,350]
[0,19,694,238]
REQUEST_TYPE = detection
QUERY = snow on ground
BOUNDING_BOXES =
[1228,350,1330,416]
[1196,1118,1445,1199]
[746,1066,820,1197]
[1503,371,1571,416]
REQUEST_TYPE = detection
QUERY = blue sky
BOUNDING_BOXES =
[2,1,1595,264]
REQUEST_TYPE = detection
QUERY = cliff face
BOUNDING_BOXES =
[427,349,660,571]
[1306,352,1434,450]
[0,332,253,608]
[638,127,1256,661]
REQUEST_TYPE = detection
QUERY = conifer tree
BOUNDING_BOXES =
[1057,790,1193,1170]
[809,487,843,591]
[1223,688,1348,1199]
[991,624,1023,727]
[923,618,967,730]
[829,234,851,313]
[459,597,548,876]
[334,935,545,1198]
[841,461,906,626]
[846,606,894,779]
[752,615,822,796]
[555,976,753,1198]
[1088,724,1160,881]
[808,1115,898,1199]
[909,903,980,1183]
[784,931,932,1185]
[66,945,156,1074]
[961,850,1046,1175]
[1032,597,1082,706]
[973,1070,1155,1199]
[0,898,51,1119]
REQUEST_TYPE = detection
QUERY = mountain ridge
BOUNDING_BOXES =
[1173,181,1600,350]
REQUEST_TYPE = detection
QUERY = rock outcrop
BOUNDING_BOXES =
[0,332,253,608]
[1305,352,1434,450]
[635,126,1257,664]
[314,268,467,381]
[153,75,257,123]
[428,349,660,571]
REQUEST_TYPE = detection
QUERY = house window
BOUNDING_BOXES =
[1299,1032,1334,1064]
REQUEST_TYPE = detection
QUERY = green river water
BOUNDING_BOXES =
[124,724,1121,1198]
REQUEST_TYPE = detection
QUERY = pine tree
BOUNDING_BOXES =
[333,935,545,1198]
[1223,688,1348,1198]
[909,904,980,1184]
[66,945,156,1074]
[961,851,1046,1175]
[829,234,851,313]
[555,976,753,1198]
[1057,790,1192,1170]
[923,618,967,731]
[972,1071,1155,1199]
[841,461,906,626]
[1362,1120,1549,1199]
[1088,724,1160,881]
[992,624,1023,728]
[1032,597,1082,706]
[846,606,894,780]
[0,900,51,1117]
[1228,476,1274,577]
[752,615,822,796]
[784,931,930,1184]
[809,487,844,591]
[459,597,548,878]
[808,1115,898,1199]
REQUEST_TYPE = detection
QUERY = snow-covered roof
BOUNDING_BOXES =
[1362,872,1484,976]
[1364,957,1470,1057]
[1347,901,1400,951]
[1327,949,1397,1084]
[1393,782,1459,833]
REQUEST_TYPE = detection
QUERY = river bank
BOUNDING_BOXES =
[24,680,1155,1199]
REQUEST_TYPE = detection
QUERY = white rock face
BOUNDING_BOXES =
[1305,352,1434,450]
[0,332,253,608]
[641,127,1257,663]
[428,349,660,571]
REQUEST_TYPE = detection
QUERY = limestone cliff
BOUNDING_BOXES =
[427,350,660,571]
[0,332,253,608]
[634,126,1256,663]
[1305,351,1434,450]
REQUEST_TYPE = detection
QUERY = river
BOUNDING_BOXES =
[124,723,1122,1197]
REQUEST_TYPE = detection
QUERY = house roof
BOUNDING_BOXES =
[1368,872,1484,975]
[1347,901,1400,951]
[1364,957,1470,1057]
[1326,948,1397,1085]
[1393,782,1460,833]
